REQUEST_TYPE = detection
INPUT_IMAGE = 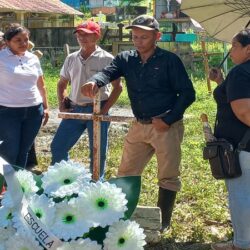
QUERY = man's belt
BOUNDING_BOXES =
[71,102,93,107]
[137,118,152,124]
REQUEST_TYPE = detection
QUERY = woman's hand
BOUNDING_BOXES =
[42,108,49,126]
[209,68,224,85]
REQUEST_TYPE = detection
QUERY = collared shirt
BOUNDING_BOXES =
[0,48,43,107]
[88,47,195,125]
[61,46,113,105]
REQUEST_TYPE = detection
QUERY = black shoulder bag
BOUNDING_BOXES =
[203,129,250,180]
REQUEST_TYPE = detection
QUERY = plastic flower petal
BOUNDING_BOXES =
[0,225,16,242]
[51,198,92,240]
[103,220,146,250]
[1,191,15,208]
[5,231,43,250]
[28,194,56,227]
[41,160,91,198]
[79,182,128,227]
[15,170,39,195]
[57,238,102,250]
[12,210,30,234]
[0,206,13,227]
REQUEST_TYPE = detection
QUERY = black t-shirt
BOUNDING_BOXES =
[214,60,250,151]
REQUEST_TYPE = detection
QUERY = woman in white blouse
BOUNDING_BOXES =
[0,23,49,168]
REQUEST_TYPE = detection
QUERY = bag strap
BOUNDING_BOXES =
[238,128,250,150]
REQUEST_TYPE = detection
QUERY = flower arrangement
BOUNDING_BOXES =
[0,160,146,250]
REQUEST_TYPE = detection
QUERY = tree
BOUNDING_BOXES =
[119,0,146,7]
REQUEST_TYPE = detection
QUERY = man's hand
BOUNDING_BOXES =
[81,82,99,98]
[152,118,170,132]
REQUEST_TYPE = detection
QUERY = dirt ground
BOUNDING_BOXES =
[145,242,211,250]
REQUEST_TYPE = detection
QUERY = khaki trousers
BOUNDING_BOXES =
[118,120,184,191]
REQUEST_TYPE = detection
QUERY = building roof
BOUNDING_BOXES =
[0,0,83,15]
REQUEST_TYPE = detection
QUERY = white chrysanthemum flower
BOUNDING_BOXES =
[57,238,102,250]
[5,231,43,250]
[28,194,56,227]
[0,206,13,227]
[0,225,16,242]
[41,160,91,198]
[103,220,146,250]
[1,191,15,208]
[15,170,39,195]
[12,211,29,234]
[79,182,128,227]
[51,198,92,240]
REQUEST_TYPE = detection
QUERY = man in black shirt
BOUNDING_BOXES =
[81,15,195,231]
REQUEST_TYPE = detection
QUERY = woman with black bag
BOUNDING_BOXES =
[209,29,250,250]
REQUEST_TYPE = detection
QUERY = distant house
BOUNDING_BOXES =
[61,0,119,9]
[0,0,83,29]
[89,0,119,8]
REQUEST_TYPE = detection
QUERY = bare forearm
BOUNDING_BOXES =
[57,78,69,111]
[37,76,49,109]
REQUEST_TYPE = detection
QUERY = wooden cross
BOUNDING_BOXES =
[58,91,135,181]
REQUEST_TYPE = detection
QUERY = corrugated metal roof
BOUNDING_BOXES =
[0,0,83,15]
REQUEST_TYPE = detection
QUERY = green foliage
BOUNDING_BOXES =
[79,4,92,18]
[43,63,60,108]
[119,0,146,7]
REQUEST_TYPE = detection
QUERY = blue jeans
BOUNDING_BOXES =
[226,150,250,249]
[0,104,43,168]
[51,104,110,179]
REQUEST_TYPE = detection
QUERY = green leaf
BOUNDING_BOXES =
[108,175,141,219]
[0,175,4,192]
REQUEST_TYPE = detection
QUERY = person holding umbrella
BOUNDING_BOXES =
[81,14,195,232]
[209,29,250,250]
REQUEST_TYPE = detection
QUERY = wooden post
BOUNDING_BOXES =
[201,41,212,93]
[117,23,124,41]
[58,92,135,181]
[63,44,70,58]
[92,92,101,181]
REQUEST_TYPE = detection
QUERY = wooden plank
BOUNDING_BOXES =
[58,112,135,123]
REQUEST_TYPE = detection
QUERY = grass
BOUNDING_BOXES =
[40,49,233,247]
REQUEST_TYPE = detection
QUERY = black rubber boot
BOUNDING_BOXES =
[157,187,177,232]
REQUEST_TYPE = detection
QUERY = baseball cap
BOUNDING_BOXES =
[73,21,101,36]
[126,15,159,31]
